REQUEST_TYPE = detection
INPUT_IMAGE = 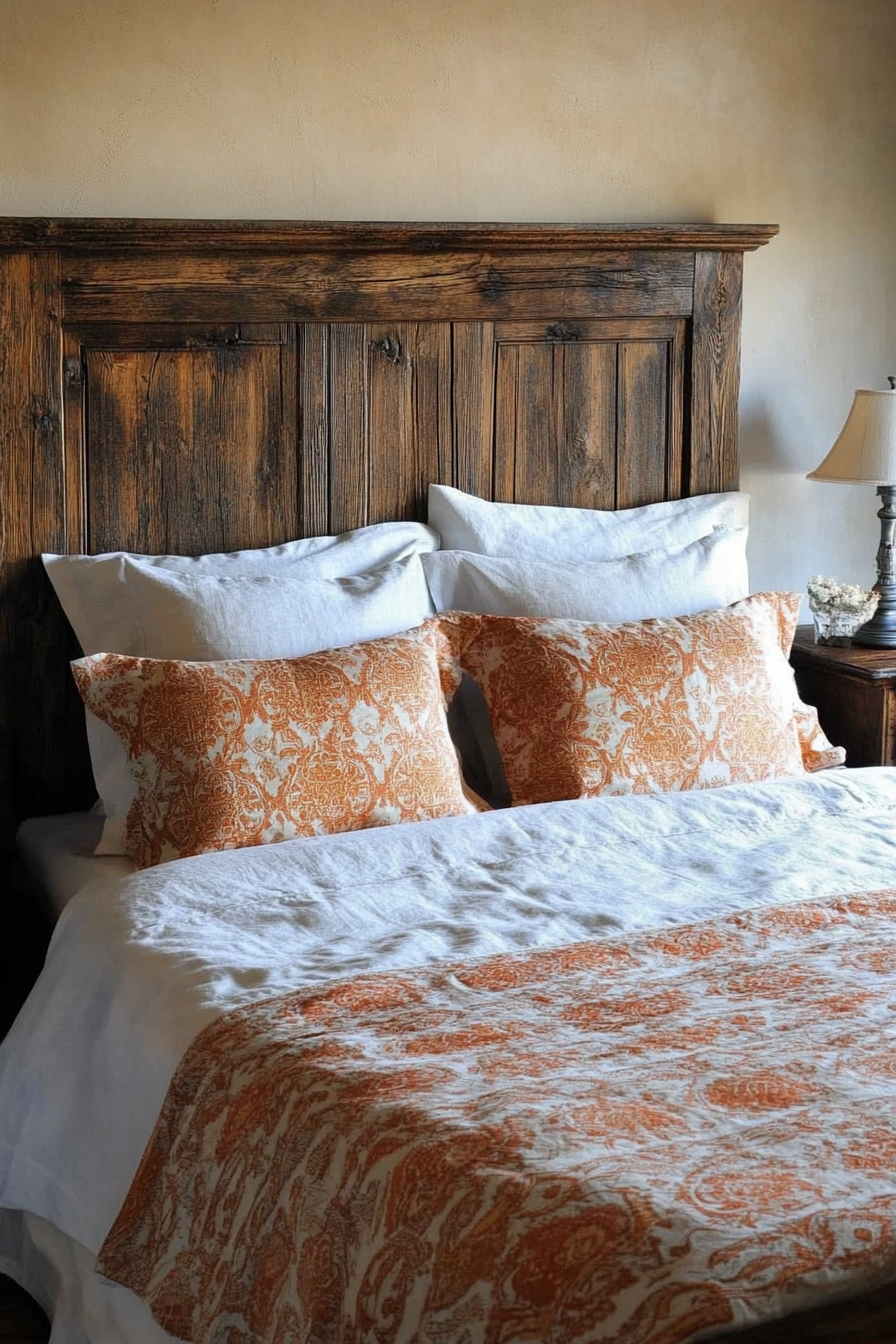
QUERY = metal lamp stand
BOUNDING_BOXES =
[853,478,896,648]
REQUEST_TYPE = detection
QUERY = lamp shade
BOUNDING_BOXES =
[807,389,896,484]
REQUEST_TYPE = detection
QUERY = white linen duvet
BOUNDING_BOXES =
[3,768,896,1341]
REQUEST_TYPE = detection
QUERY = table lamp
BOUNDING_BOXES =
[807,377,896,647]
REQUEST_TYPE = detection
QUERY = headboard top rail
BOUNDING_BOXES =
[0,218,779,254]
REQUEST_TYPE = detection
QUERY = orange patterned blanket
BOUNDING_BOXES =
[98,892,896,1344]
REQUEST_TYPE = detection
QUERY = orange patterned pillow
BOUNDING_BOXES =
[764,599,846,772]
[793,702,846,771]
[72,622,478,869]
[440,593,815,807]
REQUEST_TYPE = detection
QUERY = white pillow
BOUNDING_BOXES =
[44,520,438,660]
[119,556,434,661]
[422,529,750,621]
[44,522,439,853]
[427,484,749,561]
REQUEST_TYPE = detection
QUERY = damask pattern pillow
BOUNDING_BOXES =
[439,593,811,807]
[763,594,846,772]
[793,703,846,771]
[72,622,477,869]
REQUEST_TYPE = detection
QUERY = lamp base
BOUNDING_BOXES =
[851,486,896,648]
[851,605,896,648]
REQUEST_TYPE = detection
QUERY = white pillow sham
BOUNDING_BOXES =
[44,520,439,660]
[422,529,750,621]
[427,484,749,561]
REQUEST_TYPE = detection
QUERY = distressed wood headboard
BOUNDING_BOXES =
[0,219,776,844]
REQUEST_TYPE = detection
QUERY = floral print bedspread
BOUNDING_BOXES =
[98,891,896,1344]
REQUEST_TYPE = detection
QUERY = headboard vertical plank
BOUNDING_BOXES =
[688,250,744,495]
[0,250,70,834]
[297,323,330,538]
[452,323,496,500]
[328,324,370,534]
[84,350,179,553]
[555,340,618,509]
[511,341,556,505]
[62,327,87,552]
[408,322,453,517]
[616,340,671,509]
[493,341,521,503]
[665,322,687,501]
[365,322,453,525]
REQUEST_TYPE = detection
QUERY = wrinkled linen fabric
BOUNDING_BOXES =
[3,770,896,1265]
[422,530,749,621]
[100,889,896,1344]
[427,483,749,562]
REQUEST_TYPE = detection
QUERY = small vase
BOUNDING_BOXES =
[813,610,860,646]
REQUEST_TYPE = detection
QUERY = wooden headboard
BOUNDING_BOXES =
[0,219,777,844]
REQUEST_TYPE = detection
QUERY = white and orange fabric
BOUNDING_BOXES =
[793,702,848,771]
[98,887,896,1344]
[440,592,841,807]
[72,621,477,869]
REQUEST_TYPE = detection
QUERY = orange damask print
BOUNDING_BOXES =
[72,621,477,868]
[99,888,896,1344]
[440,593,818,806]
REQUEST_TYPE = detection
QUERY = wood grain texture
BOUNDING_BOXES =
[327,322,370,534]
[790,624,896,680]
[0,219,775,836]
[0,218,779,252]
[0,250,71,841]
[688,250,743,495]
[616,339,669,509]
[452,322,496,499]
[59,248,698,325]
[82,334,299,555]
[494,327,621,508]
[790,627,896,767]
[297,323,330,538]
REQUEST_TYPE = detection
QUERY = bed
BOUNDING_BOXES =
[2,218,896,1344]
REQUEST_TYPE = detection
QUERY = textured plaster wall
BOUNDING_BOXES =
[2,0,895,603]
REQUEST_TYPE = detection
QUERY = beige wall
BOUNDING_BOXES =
[2,0,895,606]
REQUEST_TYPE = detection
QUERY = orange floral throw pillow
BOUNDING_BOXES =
[439,592,816,807]
[764,598,846,772]
[72,622,478,869]
[793,702,846,771]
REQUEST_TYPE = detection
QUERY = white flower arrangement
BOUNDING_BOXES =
[807,575,878,621]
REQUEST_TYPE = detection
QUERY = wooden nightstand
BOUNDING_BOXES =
[790,625,896,767]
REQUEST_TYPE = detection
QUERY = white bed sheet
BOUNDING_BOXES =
[16,812,135,919]
[2,768,896,1338]
[0,1209,171,1344]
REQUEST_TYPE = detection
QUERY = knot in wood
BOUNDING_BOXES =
[371,335,402,364]
[545,322,580,342]
[478,266,508,303]
[27,396,57,432]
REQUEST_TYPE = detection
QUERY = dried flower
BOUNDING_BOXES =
[806,575,878,620]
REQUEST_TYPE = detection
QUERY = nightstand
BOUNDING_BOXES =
[790,625,896,767]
